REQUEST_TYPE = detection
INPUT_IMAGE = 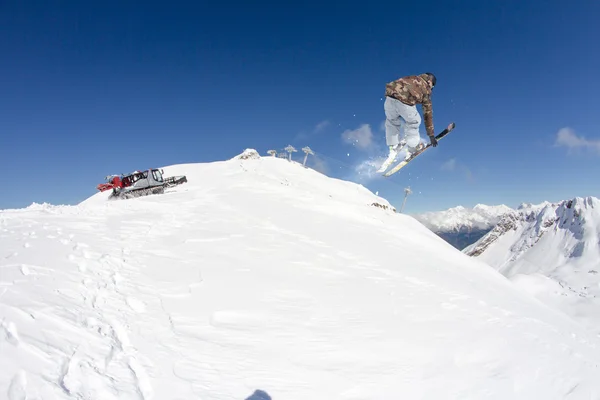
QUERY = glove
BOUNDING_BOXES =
[429,135,438,147]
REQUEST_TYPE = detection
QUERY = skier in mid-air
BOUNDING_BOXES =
[378,72,438,173]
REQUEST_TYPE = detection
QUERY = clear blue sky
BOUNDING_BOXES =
[1,1,599,213]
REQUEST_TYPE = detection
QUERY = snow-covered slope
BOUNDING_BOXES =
[2,150,600,399]
[464,197,600,333]
[413,204,513,249]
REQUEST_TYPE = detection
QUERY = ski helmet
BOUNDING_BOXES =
[425,72,436,87]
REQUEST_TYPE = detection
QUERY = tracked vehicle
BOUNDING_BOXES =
[96,168,187,200]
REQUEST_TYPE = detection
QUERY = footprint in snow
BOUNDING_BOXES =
[105,317,154,399]
[59,352,82,395]
[112,272,123,285]
[92,291,107,309]
[128,356,153,399]
[1,320,20,346]
[67,255,87,272]
[72,243,89,252]
[7,370,27,400]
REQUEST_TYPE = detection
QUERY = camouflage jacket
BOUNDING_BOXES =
[385,74,435,137]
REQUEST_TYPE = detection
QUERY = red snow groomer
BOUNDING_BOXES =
[96,169,187,200]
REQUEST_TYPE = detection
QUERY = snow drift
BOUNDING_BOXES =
[464,197,600,333]
[2,150,600,399]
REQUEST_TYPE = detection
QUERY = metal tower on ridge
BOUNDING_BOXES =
[400,186,412,213]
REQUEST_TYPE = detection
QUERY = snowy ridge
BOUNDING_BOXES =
[2,151,600,399]
[464,196,600,333]
[413,204,513,233]
[463,197,600,267]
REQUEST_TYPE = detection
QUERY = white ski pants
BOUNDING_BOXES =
[384,96,421,149]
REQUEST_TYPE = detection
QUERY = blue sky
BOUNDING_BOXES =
[1,1,599,213]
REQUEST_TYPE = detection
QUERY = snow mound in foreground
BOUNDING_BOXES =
[2,153,600,399]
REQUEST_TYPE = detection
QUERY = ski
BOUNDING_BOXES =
[383,122,456,177]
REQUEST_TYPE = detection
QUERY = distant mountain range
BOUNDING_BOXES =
[412,204,513,250]
[464,197,600,275]
[463,196,600,333]
[415,197,600,333]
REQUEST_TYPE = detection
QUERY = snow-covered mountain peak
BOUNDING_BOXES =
[465,196,600,262]
[413,203,513,233]
[464,196,600,332]
[517,200,553,211]
[3,153,600,398]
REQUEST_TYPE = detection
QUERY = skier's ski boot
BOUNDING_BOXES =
[404,142,425,160]
[377,140,406,173]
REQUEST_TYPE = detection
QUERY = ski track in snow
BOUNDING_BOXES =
[2,155,600,399]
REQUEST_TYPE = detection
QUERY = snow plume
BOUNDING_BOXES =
[340,123,388,183]
[350,158,386,182]
[555,127,600,155]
